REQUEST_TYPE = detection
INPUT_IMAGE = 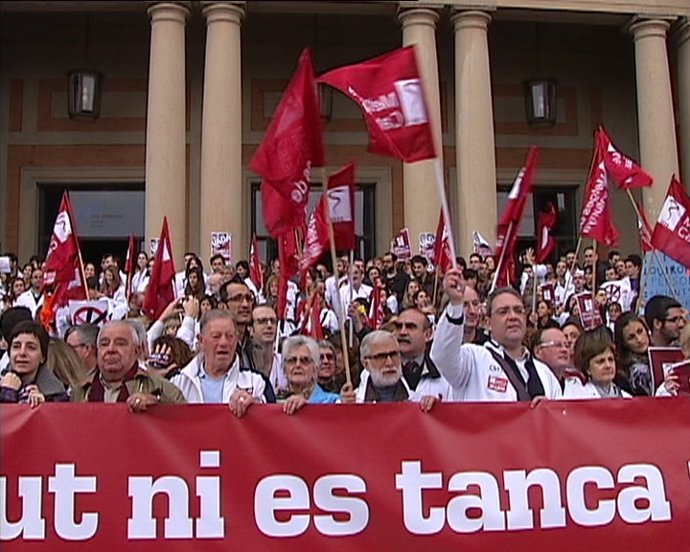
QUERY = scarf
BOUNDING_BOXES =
[87,363,139,403]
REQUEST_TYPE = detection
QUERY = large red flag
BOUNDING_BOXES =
[598,126,653,190]
[578,138,620,246]
[299,199,329,272]
[494,147,538,287]
[251,49,323,236]
[433,210,453,274]
[143,218,176,321]
[318,46,436,162]
[249,235,264,293]
[42,192,87,307]
[535,202,558,263]
[650,176,690,269]
[636,201,654,254]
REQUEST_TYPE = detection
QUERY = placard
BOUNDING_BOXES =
[642,251,690,309]
[576,291,603,331]
[647,346,684,393]
[211,232,232,263]
[390,228,411,260]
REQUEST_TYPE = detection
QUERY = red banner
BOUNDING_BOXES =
[2,401,689,551]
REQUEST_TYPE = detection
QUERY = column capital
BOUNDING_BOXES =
[201,1,245,24]
[451,9,492,32]
[674,17,690,47]
[627,17,672,41]
[397,5,440,29]
[147,2,190,23]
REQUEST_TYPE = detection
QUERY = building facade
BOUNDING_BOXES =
[1,0,688,267]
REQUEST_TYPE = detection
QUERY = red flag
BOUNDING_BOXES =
[124,234,137,295]
[326,162,357,251]
[251,49,323,236]
[636,201,654,254]
[143,217,176,321]
[318,46,436,162]
[299,198,329,272]
[42,192,87,308]
[494,147,538,287]
[433,210,453,274]
[249,235,264,293]
[535,202,558,263]
[598,127,653,190]
[299,292,324,340]
[578,138,620,246]
[650,176,690,269]
[276,231,301,320]
[368,280,386,330]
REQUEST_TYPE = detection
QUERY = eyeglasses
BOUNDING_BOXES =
[665,316,684,324]
[320,352,335,361]
[254,317,277,326]
[366,350,401,362]
[492,306,526,317]
[537,340,569,349]
[227,293,255,304]
[284,355,315,366]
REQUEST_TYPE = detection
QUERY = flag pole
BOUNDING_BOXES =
[433,158,457,269]
[489,220,514,293]
[322,168,352,387]
[623,189,679,301]
[591,239,598,297]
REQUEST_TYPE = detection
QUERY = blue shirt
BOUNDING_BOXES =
[309,384,339,404]
[198,367,225,404]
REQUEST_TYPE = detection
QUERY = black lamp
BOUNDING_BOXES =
[523,78,557,128]
[68,70,103,121]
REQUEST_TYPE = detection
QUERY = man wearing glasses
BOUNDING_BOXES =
[532,327,575,391]
[644,295,686,347]
[340,330,439,411]
[431,267,561,402]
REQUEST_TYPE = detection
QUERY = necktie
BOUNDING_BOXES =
[403,360,422,391]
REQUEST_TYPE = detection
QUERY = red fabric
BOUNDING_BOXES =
[124,234,137,295]
[251,49,323,235]
[636,201,654,254]
[249,235,265,293]
[326,162,357,251]
[535,202,558,263]
[261,180,308,239]
[42,192,87,306]
[276,231,301,320]
[143,217,176,321]
[299,196,329,272]
[4,401,690,550]
[368,280,386,330]
[598,126,653,190]
[433,210,453,274]
[578,137,620,246]
[495,147,538,287]
[650,176,690,269]
[318,46,436,162]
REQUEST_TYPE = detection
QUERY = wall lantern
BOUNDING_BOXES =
[68,70,103,121]
[523,78,557,129]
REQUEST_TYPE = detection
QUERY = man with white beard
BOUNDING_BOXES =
[340,330,438,411]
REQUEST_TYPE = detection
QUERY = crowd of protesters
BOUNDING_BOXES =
[0,241,687,413]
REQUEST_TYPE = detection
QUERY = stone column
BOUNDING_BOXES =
[452,10,497,257]
[398,5,442,256]
[146,2,189,263]
[676,18,690,187]
[200,1,245,263]
[629,17,680,221]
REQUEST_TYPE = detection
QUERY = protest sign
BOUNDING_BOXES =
[211,232,232,263]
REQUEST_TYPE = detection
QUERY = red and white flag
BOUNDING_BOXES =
[249,235,264,293]
[598,127,653,190]
[300,163,357,271]
[124,234,137,296]
[535,201,558,263]
[651,176,690,269]
[433,210,453,274]
[251,49,323,238]
[636,201,654,254]
[368,280,386,331]
[578,137,620,246]
[494,147,538,287]
[42,192,87,307]
[318,46,436,162]
[143,217,176,321]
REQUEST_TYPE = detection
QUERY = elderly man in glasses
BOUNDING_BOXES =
[532,327,577,391]
[340,330,439,411]
[431,268,561,402]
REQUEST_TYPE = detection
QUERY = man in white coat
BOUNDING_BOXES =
[171,310,265,417]
[430,267,561,402]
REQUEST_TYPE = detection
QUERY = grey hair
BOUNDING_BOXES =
[360,330,397,362]
[65,323,99,347]
[98,320,140,347]
[318,339,337,355]
[200,309,235,334]
[281,335,320,375]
